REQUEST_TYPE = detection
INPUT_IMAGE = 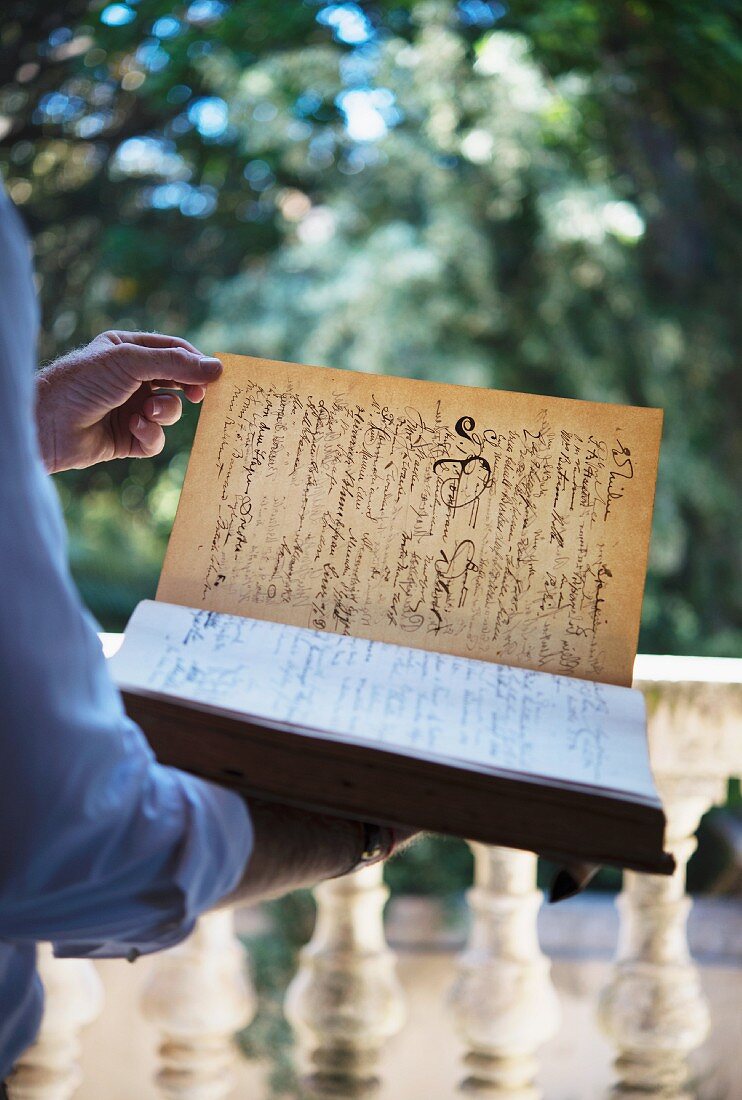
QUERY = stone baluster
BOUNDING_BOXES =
[7,945,104,1100]
[141,909,256,1100]
[449,844,560,1098]
[598,774,726,1098]
[284,863,406,1098]
[598,662,742,1098]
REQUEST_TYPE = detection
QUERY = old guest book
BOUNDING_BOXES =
[109,354,673,874]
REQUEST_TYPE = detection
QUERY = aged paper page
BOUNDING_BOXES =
[158,354,662,686]
[112,601,656,799]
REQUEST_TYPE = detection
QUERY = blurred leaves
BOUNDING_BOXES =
[0,0,739,648]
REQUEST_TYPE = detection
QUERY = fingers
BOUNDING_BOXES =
[149,380,207,403]
[110,342,223,389]
[129,413,166,458]
[102,330,202,356]
[141,392,182,426]
[129,392,184,459]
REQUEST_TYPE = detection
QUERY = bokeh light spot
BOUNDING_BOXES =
[100,4,136,27]
[336,88,399,142]
[317,4,373,45]
[457,0,507,27]
[188,96,229,138]
[152,16,181,39]
[186,0,226,25]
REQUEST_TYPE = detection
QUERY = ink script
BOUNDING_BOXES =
[158,355,662,686]
[112,601,656,798]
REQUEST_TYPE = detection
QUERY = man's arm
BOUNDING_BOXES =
[219,801,415,908]
[221,800,363,907]
[30,331,415,912]
[0,238,256,952]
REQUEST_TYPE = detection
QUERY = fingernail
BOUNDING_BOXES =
[133,415,145,431]
[199,356,222,375]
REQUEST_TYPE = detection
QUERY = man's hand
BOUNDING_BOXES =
[35,330,223,474]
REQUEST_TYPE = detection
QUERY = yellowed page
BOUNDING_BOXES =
[158,354,662,686]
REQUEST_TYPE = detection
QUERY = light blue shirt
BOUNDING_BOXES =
[0,185,253,1078]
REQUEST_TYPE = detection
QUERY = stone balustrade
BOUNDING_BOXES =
[142,909,256,1100]
[9,654,741,1100]
[450,845,560,1098]
[599,655,741,1100]
[284,862,407,1098]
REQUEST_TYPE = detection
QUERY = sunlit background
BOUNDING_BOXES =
[1,0,739,653]
[1,2,739,1083]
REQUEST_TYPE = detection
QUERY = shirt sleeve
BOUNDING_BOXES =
[0,185,252,958]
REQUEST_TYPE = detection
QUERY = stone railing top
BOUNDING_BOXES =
[99,632,740,776]
[100,632,124,659]
[633,654,742,685]
[632,656,741,775]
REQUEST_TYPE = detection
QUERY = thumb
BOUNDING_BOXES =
[111,343,223,388]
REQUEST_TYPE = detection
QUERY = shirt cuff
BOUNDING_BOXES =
[54,770,252,960]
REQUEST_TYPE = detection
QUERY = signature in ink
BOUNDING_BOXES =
[604,436,634,519]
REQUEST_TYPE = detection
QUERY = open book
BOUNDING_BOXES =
[110,354,673,874]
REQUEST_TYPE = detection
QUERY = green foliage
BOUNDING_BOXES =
[1,0,740,649]
[238,892,314,1095]
[384,834,473,896]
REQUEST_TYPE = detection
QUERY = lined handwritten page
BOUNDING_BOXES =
[158,355,662,686]
[111,601,657,799]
